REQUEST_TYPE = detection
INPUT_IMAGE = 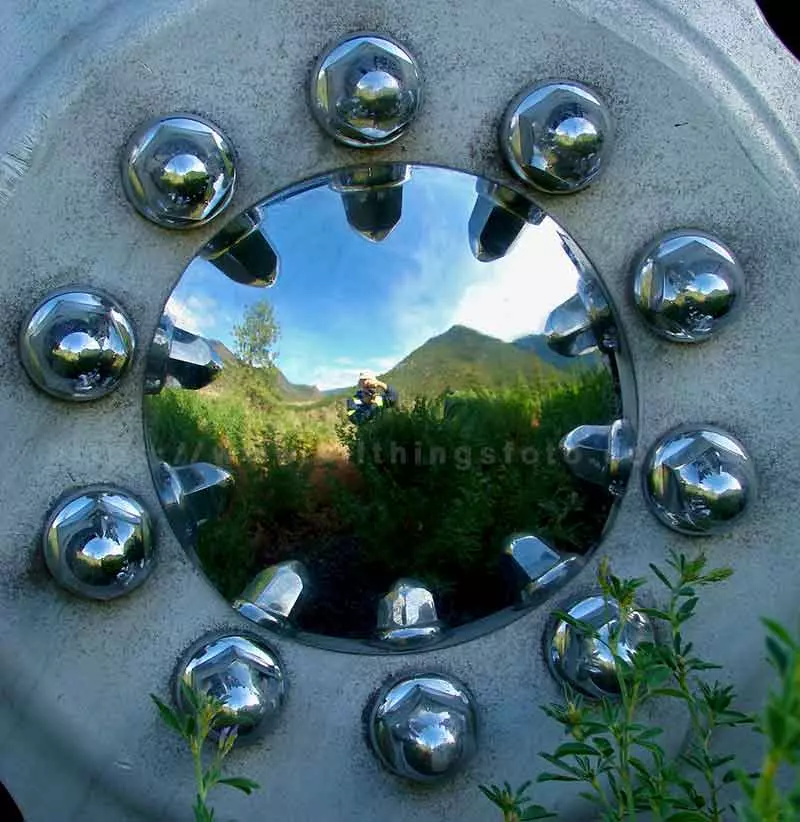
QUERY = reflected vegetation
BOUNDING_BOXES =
[143,164,632,643]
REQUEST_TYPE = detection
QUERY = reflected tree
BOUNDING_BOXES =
[233,300,280,367]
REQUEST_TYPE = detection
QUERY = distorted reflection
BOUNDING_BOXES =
[143,164,633,645]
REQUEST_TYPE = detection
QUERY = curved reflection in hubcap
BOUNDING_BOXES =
[143,164,635,649]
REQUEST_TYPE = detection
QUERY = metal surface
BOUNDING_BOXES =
[155,461,234,549]
[502,534,581,606]
[143,315,224,394]
[368,674,478,782]
[1,1,798,820]
[376,579,443,647]
[142,162,632,647]
[19,288,135,401]
[500,80,613,194]
[544,275,616,356]
[547,595,654,698]
[643,425,756,535]
[631,229,745,342]
[309,33,422,147]
[42,487,155,600]
[121,114,236,228]
[201,207,279,286]
[175,632,286,743]
[560,418,635,495]
[233,560,309,629]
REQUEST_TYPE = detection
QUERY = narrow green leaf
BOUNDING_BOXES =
[180,679,202,713]
[648,563,673,590]
[761,618,797,649]
[554,742,600,758]
[536,772,580,783]
[766,636,790,675]
[217,776,260,795]
[151,694,185,738]
[664,812,709,821]
[539,753,584,777]
[520,806,557,820]
[676,597,699,623]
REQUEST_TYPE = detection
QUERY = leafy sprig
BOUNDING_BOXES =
[151,682,259,822]
[482,551,758,821]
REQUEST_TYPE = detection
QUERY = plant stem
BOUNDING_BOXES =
[668,587,722,821]
[191,739,208,811]
[752,750,781,822]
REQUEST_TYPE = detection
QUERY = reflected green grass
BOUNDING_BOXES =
[145,364,618,636]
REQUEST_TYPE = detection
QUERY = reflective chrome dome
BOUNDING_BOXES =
[368,674,478,782]
[20,289,135,401]
[43,488,155,599]
[500,80,613,194]
[309,33,422,147]
[643,425,756,535]
[121,114,236,228]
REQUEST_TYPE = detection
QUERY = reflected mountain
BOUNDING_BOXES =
[376,324,556,398]
[203,323,602,407]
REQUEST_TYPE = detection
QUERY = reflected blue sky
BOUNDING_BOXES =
[166,166,584,390]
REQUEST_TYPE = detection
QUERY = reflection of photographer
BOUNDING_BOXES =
[347,371,398,424]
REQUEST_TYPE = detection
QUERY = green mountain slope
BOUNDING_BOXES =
[378,324,558,398]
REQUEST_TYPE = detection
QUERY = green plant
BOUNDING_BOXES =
[151,684,259,821]
[733,619,800,821]
[483,551,762,821]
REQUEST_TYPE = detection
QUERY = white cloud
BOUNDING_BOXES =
[450,228,581,341]
[165,293,236,342]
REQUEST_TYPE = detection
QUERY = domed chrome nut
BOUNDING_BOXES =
[43,487,155,600]
[561,418,635,496]
[631,229,745,342]
[547,595,654,698]
[500,80,613,194]
[234,560,309,630]
[368,674,478,782]
[502,534,581,606]
[121,114,236,228]
[376,579,443,647]
[643,425,756,535]
[310,33,422,147]
[175,633,286,743]
[19,288,135,402]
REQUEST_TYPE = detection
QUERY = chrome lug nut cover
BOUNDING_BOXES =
[544,276,616,356]
[547,595,654,698]
[234,560,309,630]
[503,534,581,606]
[121,114,236,228]
[368,674,478,783]
[43,487,155,600]
[175,633,286,743]
[561,418,635,495]
[500,80,613,194]
[631,229,745,342]
[19,289,135,401]
[309,33,422,147]
[644,425,756,535]
[375,579,443,647]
